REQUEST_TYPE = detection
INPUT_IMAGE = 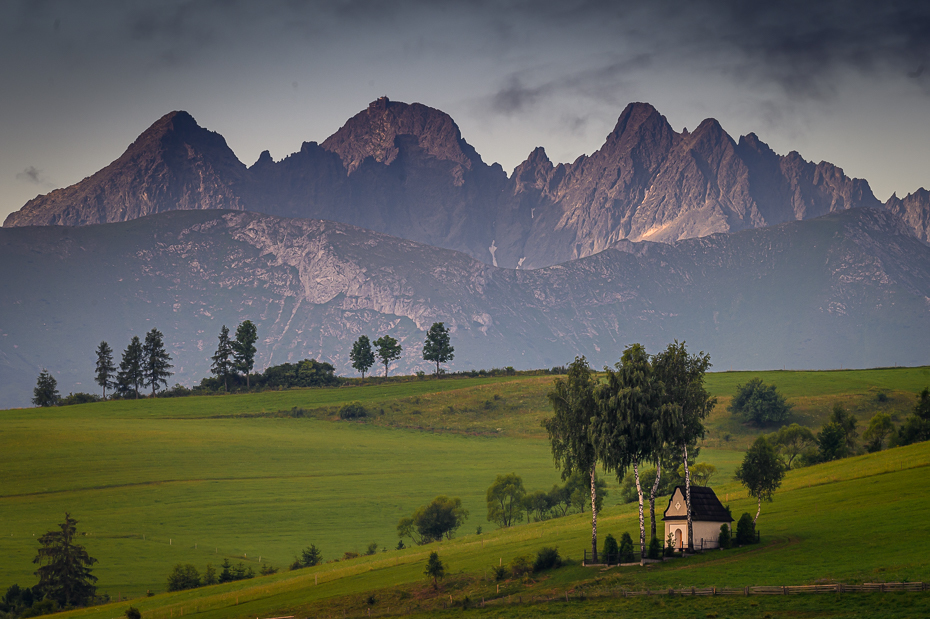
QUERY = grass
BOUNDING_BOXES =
[2,366,930,617]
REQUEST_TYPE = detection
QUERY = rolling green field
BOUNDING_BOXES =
[2,367,930,618]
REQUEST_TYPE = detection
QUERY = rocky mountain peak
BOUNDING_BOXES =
[320,97,482,173]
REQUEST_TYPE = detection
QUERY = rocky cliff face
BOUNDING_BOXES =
[5,99,926,269]
[885,189,930,244]
[1,208,928,408]
[3,111,248,227]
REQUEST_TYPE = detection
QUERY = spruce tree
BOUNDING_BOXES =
[33,369,60,407]
[94,341,116,400]
[142,329,173,396]
[211,325,235,392]
[33,513,98,607]
[117,337,144,399]
[232,321,258,389]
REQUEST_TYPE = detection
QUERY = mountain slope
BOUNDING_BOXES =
[6,100,924,268]
[1,208,928,408]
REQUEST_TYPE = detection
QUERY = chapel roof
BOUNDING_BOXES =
[662,485,733,522]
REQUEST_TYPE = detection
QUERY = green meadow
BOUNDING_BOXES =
[1,367,930,618]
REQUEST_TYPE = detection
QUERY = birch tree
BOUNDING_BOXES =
[593,344,665,562]
[653,341,715,551]
[544,357,600,562]
[735,436,786,524]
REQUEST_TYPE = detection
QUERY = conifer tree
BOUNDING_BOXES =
[211,325,235,391]
[142,328,173,396]
[233,321,258,388]
[117,336,144,399]
[33,513,98,607]
[33,369,60,407]
[94,341,116,400]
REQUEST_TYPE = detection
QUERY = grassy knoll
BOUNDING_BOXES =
[25,440,930,619]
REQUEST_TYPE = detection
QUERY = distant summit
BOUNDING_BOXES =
[5,99,927,268]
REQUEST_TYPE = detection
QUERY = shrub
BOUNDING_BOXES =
[343,551,359,560]
[509,555,532,577]
[259,564,277,575]
[718,523,732,549]
[736,513,756,545]
[664,532,676,557]
[491,564,508,581]
[59,392,102,406]
[533,547,561,572]
[339,402,367,419]
[125,607,141,619]
[647,537,662,560]
[602,534,619,562]
[615,532,633,562]
[365,542,378,556]
[290,545,322,570]
[728,378,792,426]
[166,563,201,591]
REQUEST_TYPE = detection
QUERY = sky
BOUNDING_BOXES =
[2,0,929,223]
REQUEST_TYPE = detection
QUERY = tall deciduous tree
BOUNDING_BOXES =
[892,388,930,446]
[735,436,786,524]
[349,335,375,379]
[373,335,402,378]
[211,325,235,392]
[142,328,173,396]
[863,412,894,452]
[486,474,526,528]
[422,322,454,377]
[94,342,116,400]
[545,356,600,562]
[33,369,60,407]
[770,423,816,468]
[233,321,258,388]
[397,496,468,544]
[829,403,858,453]
[594,344,667,560]
[33,514,98,607]
[117,336,144,399]
[652,341,715,551]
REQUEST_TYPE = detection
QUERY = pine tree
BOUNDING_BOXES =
[117,337,144,399]
[142,329,173,396]
[422,322,454,377]
[33,513,98,607]
[232,321,258,389]
[349,335,375,379]
[33,369,60,407]
[211,325,235,392]
[94,342,116,400]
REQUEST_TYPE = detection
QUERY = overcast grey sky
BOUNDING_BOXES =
[2,0,929,223]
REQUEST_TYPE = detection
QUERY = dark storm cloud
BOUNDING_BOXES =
[15,166,51,187]
[483,0,930,110]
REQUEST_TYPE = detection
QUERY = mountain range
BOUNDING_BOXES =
[2,98,929,408]
[1,207,929,408]
[7,98,929,268]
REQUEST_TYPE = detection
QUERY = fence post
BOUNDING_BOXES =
[744,586,749,596]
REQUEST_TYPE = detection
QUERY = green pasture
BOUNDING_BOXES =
[22,440,930,619]
[2,366,930,618]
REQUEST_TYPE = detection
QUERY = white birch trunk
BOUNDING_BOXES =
[682,443,694,551]
[649,461,662,540]
[589,464,598,563]
[754,497,762,525]
[633,459,645,562]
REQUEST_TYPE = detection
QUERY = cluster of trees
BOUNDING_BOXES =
[198,358,337,392]
[208,321,259,391]
[33,329,174,406]
[490,547,562,582]
[727,378,792,426]
[397,496,469,545]
[544,342,715,563]
[485,472,608,528]
[1,514,101,619]
[764,389,930,471]
[166,559,257,592]
[351,322,454,379]
[617,462,716,503]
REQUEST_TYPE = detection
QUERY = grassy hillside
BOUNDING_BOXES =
[1,367,929,617]
[22,440,930,619]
